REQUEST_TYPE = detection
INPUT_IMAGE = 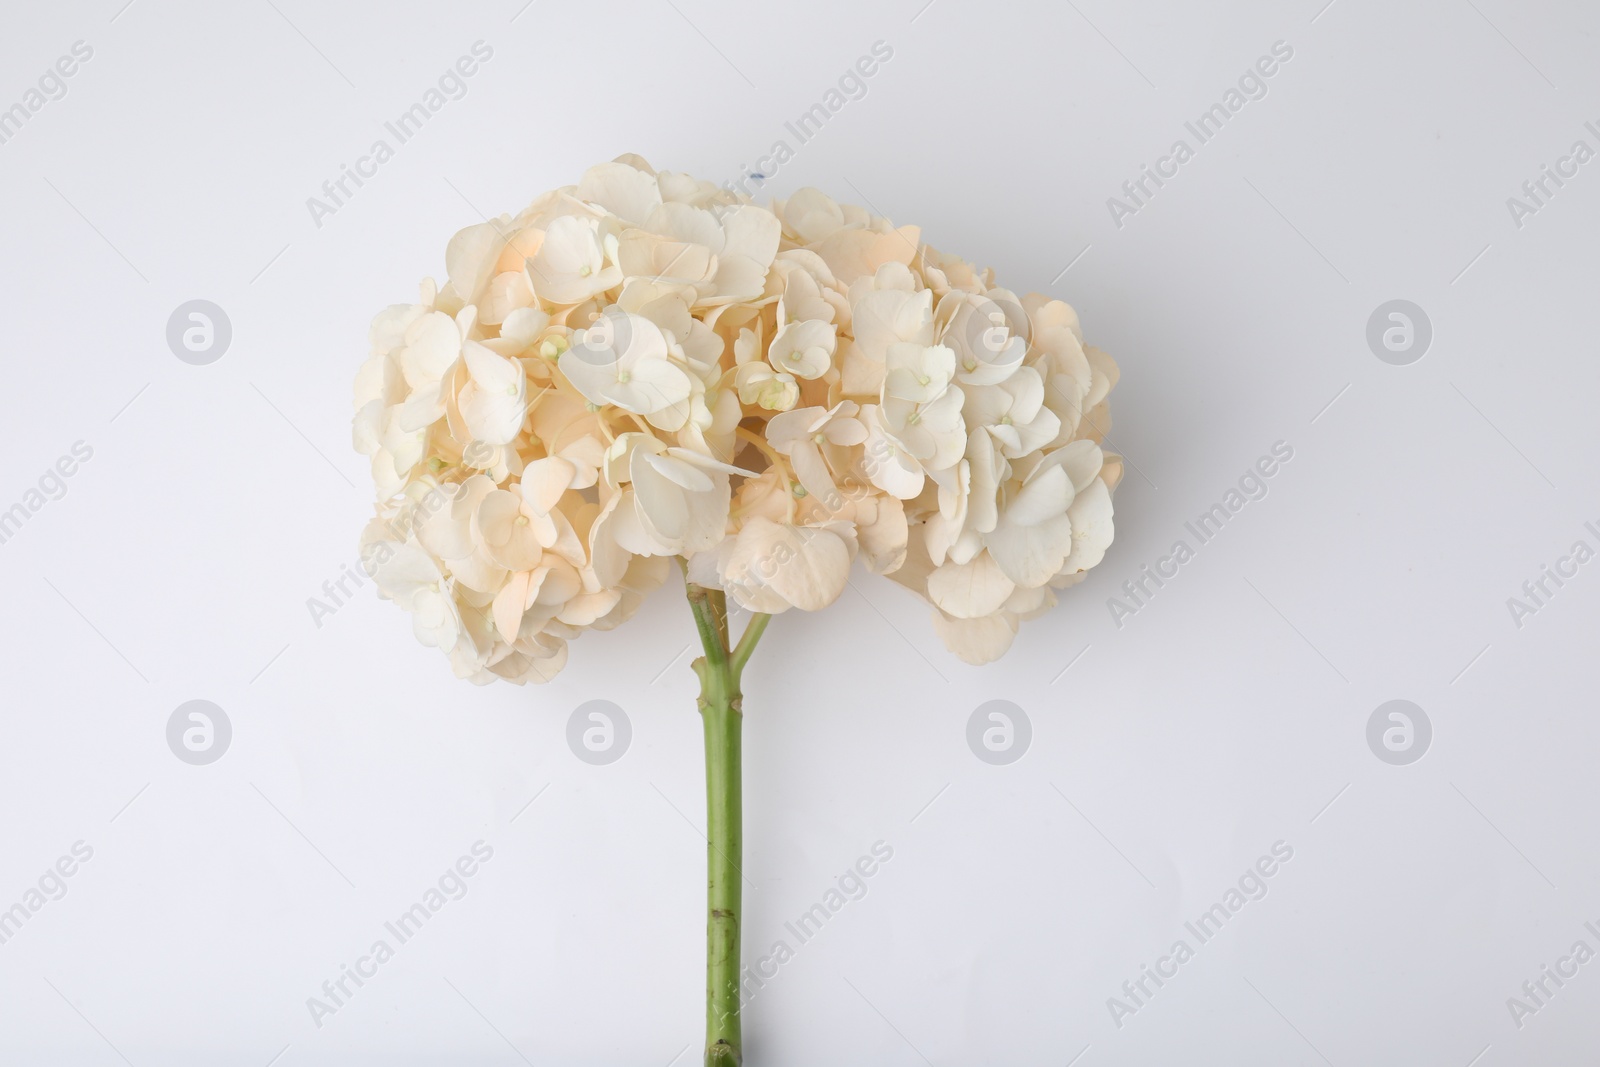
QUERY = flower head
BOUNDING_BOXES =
[355,158,1123,679]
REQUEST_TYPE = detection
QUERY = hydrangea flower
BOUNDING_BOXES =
[355,156,1121,683]
[353,157,1124,1065]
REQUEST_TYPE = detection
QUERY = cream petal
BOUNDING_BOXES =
[447,550,509,596]
[961,383,1012,428]
[856,495,908,575]
[929,609,1017,665]
[1100,455,1125,493]
[1050,439,1106,494]
[557,589,623,626]
[711,256,769,302]
[895,342,956,395]
[480,270,535,325]
[788,442,838,505]
[532,216,619,304]
[532,560,584,605]
[500,307,551,348]
[646,201,723,249]
[630,453,691,545]
[768,319,835,379]
[987,512,1073,589]
[576,161,663,225]
[1006,464,1073,527]
[620,357,693,412]
[726,518,851,612]
[825,421,868,447]
[371,542,442,603]
[851,289,933,363]
[1004,367,1046,423]
[617,233,714,286]
[1010,409,1062,456]
[493,571,533,643]
[988,424,1023,455]
[812,226,920,284]
[645,451,714,492]
[718,204,780,267]
[397,385,446,432]
[400,311,460,390]
[521,456,577,513]
[860,407,925,499]
[764,406,827,450]
[927,552,1016,619]
[781,188,845,243]
[666,446,755,478]
[1085,346,1120,409]
[1062,478,1115,574]
[476,490,544,571]
[586,496,632,589]
[459,343,527,444]
[445,221,506,305]
[965,430,1002,535]
[494,641,569,684]
[409,587,463,651]
[542,508,588,565]
[352,399,384,455]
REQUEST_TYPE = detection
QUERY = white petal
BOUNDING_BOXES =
[631,454,691,545]
[400,311,460,389]
[927,553,1016,619]
[371,542,442,603]
[576,161,663,225]
[645,452,714,492]
[1006,464,1073,527]
[521,456,576,513]
[1062,478,1115,574]
[493,571,532,643]
[789,443,839,506]
[445,222,506,305]
[986,513,1073,588]
[725,519,851,612]
[930,609,1017,665]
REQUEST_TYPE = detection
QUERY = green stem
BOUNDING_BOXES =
[729,613,771,677]
[686,580,729,674]
[684,585,771,1067]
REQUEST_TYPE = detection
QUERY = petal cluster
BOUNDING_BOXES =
[354,157,1122,681]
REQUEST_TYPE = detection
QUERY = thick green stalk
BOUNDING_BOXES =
[700,656,742,1066]
[685,584,768,1067]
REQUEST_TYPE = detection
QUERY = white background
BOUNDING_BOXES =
[3,0,1598,1063]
